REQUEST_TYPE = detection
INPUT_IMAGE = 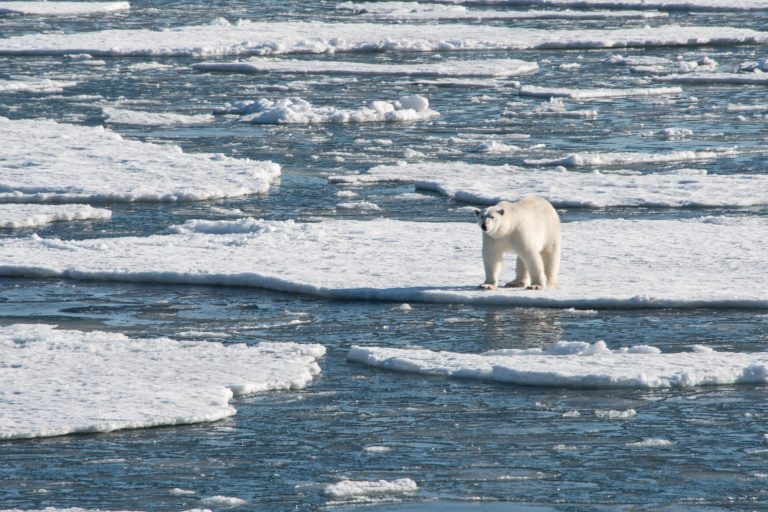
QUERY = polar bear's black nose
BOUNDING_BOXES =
[481,224,488,231]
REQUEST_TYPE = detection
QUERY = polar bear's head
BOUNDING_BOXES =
[474,206,505,235]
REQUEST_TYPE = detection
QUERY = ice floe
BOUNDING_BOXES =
[432,0,768,10]
[655,73,768,85]
[329,161,768,208]
[0,216,765,309]
[102,106,214,126]
[336,1,666,19]
[0,117,280,203]
[214,96,438,124]
[607,54,717,74]
[0,324,325,439]
[0,204,112,229]
[524,148,738,167]
[0,1,129,15]
[519,85,682,99]
[324,478,418,498]
[0,20,765,56]
[193,58,538,78]
[347,341,768,389]
[0,77,78,94]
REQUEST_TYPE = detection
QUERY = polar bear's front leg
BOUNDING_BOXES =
[480,240,502,290]
[505,257,530,288]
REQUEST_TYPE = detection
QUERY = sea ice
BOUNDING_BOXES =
[347,342,768,389]
[0,324,325,439]
[102,106,215,126]
[0,77,78,93]
[431,0,768,10]
[336,1,666,19]
[0,1,129,15]
[519,85,682,99]
[0,20,765,56]
[0,204,112,229]
[0,117,280,203]
[524,148,737,167]
[193,58,538,78]
[655,73,768,85]
[214,96,438,124]
[329,161,768,208]
[0,216,765,309]
[323,478,418,498]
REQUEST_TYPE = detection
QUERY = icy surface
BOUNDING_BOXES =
[519,85,682,99]
[329,161,768,207]
[336,2,666,19]
[0,204,112,229]
[323,478,418,498]
[0,324,325,439]
[347,342,768,389]
[1,21,766,56]
[0,1,129,15]
[214,96,438,124]
[433,0,768,10]
[0,217,765,309]
[102,106,214,126]
[655,73,768,85]
[0,117,280,203]
[193,58,538,78]
[0,77,78,93]
[525,148,738,167]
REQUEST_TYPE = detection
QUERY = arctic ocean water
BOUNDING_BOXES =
[1,0,768,510]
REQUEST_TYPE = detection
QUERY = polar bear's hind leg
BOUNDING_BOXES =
[522,251,547,290]
[543,242,561,289]
[505,257,530,288]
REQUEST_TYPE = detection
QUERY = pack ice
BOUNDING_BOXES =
[0,118,280,203]
[0,1,129,15]
[0,324,325,439]
[0,204,111,229]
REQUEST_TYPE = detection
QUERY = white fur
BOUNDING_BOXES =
[474,197,561,290]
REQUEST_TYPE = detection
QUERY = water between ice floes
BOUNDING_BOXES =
[1,0,768,510]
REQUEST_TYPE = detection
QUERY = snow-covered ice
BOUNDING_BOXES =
[0,77,78,94]
[519,85,682,99]
[525,148,738,167]
[329,161,768,208]
[0,117,280,203]
[0,216,765,309]
[0,1,129,15]
[102,106,214,126]
[0,204,112,229]
[323,478,418,498]
[0,324,325,439]
[655,73,768,85]
[214,96,438,124]
[199,496,247,508]
[431,0,768,10]
[336,1,666,19]
[347,341,768,389]
[1,20,766,56]
[193,58,538,78]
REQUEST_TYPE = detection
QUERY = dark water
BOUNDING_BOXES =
[1,1,768,510]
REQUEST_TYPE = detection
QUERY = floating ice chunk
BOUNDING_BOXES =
[0,217,766,309]
[519,84,682,99]
[431,0,768,10]
[514,98,597,118]
[595,409,637,419]
[608,54,717,74]
[525,148,737,167]
[336,1,667,19]
[646,127,694,140]
[336,201,382,211]
[1,21,766,56]
[739,58,768,72]
[476,140,521,153]
[166,218,265,235]
[627,438,674,447]
[0,204,111,229]
[347,344,768,389]
[200,496,247,508]
[329,161,768,208]
[0,117,280,203]
[0,77,78,93]
[215,96,438,124]
[323,478,418,498]
[0,324,325,439]
[0,1,129,15]
[193,58,538,78]
[655,73,768,85]
[102,106,214,126]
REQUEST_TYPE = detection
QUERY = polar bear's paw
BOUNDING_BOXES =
[504,280,527,288]
[526,284,545,290]
[479,283,497,290]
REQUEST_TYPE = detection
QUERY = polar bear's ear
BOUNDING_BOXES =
[473,208,481,217]
[497,208,505,216]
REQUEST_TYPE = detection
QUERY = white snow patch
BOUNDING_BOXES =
[0,77,78,93]
[199,496,247,508]
[0,204,111,229]
[0,324,325,439]
[324,478,418,498]
[214,96,437,124]
[348,343,768,389]
[103,106,214,126]
[0,117,280,203]
[525,148,737,168]
[1,21,765,56]
[194,58,538,78]
[0,216,766,309]
[329,161,768,208]
[519,85,682,99]
[0,1,129,15]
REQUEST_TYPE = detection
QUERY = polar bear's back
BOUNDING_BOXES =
[501,196,560,249]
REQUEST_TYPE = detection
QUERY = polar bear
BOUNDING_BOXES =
[474,197,561,290]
